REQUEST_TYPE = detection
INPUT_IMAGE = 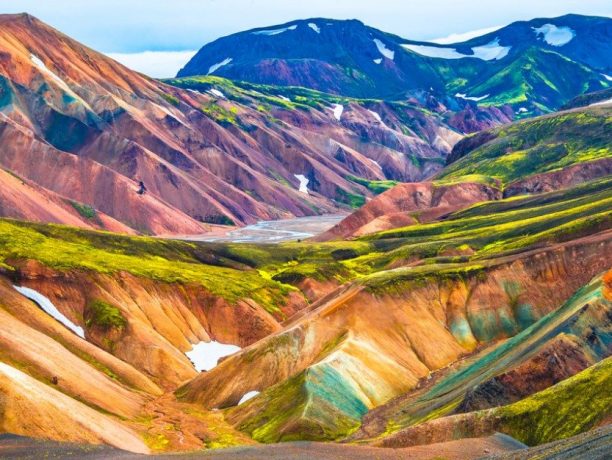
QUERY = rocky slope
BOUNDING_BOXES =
[321,103,611,239]
[179,15,611,112]
[0,14,490,235]
[177,177,611,442]
[0,168,134,233]
[0,179,609,454]
[0,219,312,452]
[316,181,501,240]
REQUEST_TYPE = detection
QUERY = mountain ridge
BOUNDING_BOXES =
[179,14,611,112]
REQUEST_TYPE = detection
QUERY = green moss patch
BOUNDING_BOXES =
[85,299,127,330]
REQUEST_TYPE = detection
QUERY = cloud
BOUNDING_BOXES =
[105,50,197,78]
[430,26,504,44]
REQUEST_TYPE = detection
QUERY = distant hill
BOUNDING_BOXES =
[179,15,612,113]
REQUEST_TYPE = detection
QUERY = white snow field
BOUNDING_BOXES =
[238,391,261,405]
[331,104,344,120]
[30,54,92,109]
[471,39,511,60]
[207,88,226,99]
[186,341,241,372]
[207,57,232,75]
[308,23,321,34]
[402,44,466,59]
[368,110,382,122]
[533,24,576,46]
[13,285,85,338]
[252,25,298,36]
[31,54,73,93]
[294,174,310,194]
[402,38,510,61]
[373,39,395,60]
[455,93,490,102]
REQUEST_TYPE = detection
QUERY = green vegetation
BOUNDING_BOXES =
[229,368,362,443]
[68,201,98,221]
[442,48,609,112]
[439,108,611,185]
[200,101,239,127]
[347,175,399,195]
[346,177,612,291]
[0,220,295,315]
[498,356,612,445]
[85,299,127,330]
[335,187,366,209]
[160,92,180,107]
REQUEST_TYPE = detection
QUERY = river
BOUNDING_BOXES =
[179,214,344,244]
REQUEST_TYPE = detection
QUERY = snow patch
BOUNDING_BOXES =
[277,95,291,102]
[517,107,529,114]
[207,57,232,75]
[294,174,309,194]
[30,54,73,93]
[455,92,489,102]
[207,88,226,99]
[368,110,382,122]
[13,285,85,338]
[373,39,395,60]
[30,54,92,109]
[533,24,575,46]
[402,38,510,61]
[252,25,298,36]
[308,23,321,34]
[402,44,466,59]
[373,58,383,64]
[186,341,241,372]
[471,39,511,61]
[602,74,612,82]
[238,391,260,405]
[590,98,612,107]
[331,104,344,121]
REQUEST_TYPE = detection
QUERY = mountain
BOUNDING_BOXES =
[318,102,612,239]
[0,14,511,234]
[179,15,611,112]
[0,172,609,453]
[0,11,610,459]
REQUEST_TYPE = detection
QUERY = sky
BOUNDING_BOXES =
[1,0,611,77]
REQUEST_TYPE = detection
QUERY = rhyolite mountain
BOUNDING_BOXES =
[0,13,512,235]
[179,14,611,113]
[0,100,609,454]
[0,171,609,453]
[319,100,612,240]
[0,10,610,460]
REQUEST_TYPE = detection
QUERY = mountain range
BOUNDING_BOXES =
[180,15,611,113]
[0,9,610,460]
[0,13,519,235]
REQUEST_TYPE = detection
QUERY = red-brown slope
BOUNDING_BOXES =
[317,181,501,240]
[0,168,134,233]
[0,14,480,234]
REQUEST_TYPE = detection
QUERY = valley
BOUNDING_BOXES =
[183,214,345,244]
[0,7,610,460]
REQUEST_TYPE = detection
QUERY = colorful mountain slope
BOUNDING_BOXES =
[442,105,612,188]
[179,15,611,112]
[357,269,612,442]
[177,177,611,443]
[378,354,612,449]
[0,14,499,235]
[321,103,611,239]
